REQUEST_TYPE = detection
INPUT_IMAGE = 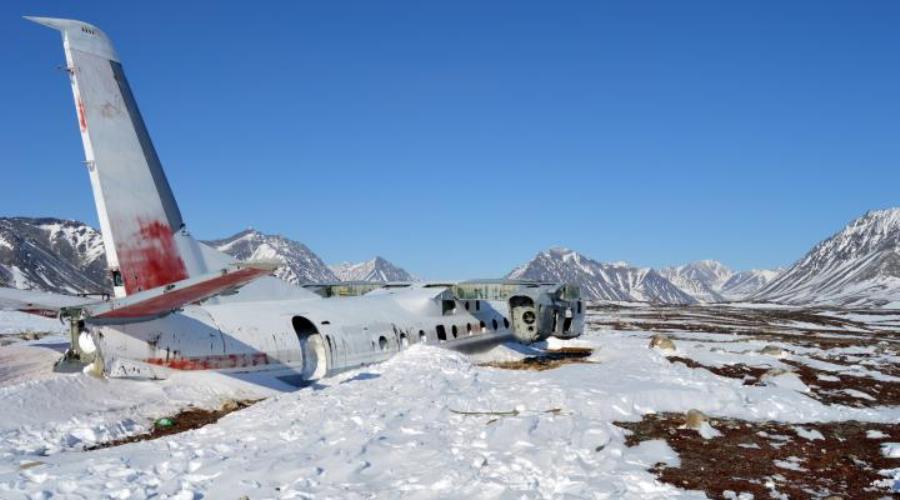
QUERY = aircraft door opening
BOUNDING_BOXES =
[292,316,327,379]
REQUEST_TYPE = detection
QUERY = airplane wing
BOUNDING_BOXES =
[0,287,100,317]
[77,262,277,322]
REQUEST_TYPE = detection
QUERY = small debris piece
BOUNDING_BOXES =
[450,408,519,417]
[154,417,175,429]
[683,409,708,430]
[760,345,785,356]
[649,334,676,352]
[479,348,593,371]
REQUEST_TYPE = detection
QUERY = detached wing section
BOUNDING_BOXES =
[80,262,277,322]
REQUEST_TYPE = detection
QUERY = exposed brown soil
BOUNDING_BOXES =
[85,399,259,451]
[587,304,900,351]
[668,356,770,383]
[780,359,900,408]
[616,413,900,499]
[668,356,900,408]
[480,347,594,371]
[810,353,900,378]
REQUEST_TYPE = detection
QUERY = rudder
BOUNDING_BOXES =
[28,17,208,296]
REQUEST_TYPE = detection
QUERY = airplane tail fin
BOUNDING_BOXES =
[27,17,208,297]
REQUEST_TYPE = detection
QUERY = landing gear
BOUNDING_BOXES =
[52,309,97,373]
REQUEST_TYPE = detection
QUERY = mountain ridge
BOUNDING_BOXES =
[753,208,900,307]
[330,257,415,282]
[203,229,338,285]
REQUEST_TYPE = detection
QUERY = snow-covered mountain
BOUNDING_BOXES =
[330,257,415,282]
[204,229,338,285]
[659,260,734,302]
[720,268,783,300]
[753,208,900,307]
[659,260,782,302]
[508,248,697,304]
[0,217,108,294]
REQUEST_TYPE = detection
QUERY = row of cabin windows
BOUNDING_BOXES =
[370,315,512,352]
[443,299,482,315]
[463,300,481,312]
[435,317,508,342]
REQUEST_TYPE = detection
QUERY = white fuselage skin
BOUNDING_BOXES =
[93,285,536,380]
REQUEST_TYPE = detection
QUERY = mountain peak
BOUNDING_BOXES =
[330,257,415,283]
[203,230,336,285]
[754,206,900,307]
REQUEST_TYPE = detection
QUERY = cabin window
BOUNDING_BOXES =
[451,325,458,338]
[442,300,456,315]
[419,330,426,343]
[475,300,481,311]
[491,319,498,330]
[111,270,124,287]
[479,320,486,332]
[577,301,582,314]
[436,325,447,341]
[464,302,470,311]
[503,318,510,329]
[466,323,472,335]
[379,336,388,351]
[400,332,408,348]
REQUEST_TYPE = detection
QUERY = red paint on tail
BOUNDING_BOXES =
[77,99,87,132]
[117,220,188,294]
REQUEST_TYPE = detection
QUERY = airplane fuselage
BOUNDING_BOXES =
[86,283,584,380]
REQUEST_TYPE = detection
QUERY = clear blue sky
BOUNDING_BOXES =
[2,1,898,279]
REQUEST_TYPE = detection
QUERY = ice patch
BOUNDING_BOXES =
[773,456,807,472]
[882,443,900,459]
[624,439,681,468]
[792,427,824,441]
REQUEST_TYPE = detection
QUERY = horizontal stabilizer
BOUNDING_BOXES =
[80,262,277,322]
[0,288,99,316]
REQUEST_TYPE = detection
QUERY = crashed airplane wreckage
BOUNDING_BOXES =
[7,17,584,380]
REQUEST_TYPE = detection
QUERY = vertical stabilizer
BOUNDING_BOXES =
[27,17,208,296]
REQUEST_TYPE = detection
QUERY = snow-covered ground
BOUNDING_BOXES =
[0,304,897,498]
[0,311,67,337]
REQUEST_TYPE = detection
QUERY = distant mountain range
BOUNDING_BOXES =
[659,260,783,302]
[3,207,900,307]
[330,257,415,282]
[508,248,699,304]
[507,249,781,304]
[0,222,412,293]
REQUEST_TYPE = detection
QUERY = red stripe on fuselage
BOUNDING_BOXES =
[144,353,270,371]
